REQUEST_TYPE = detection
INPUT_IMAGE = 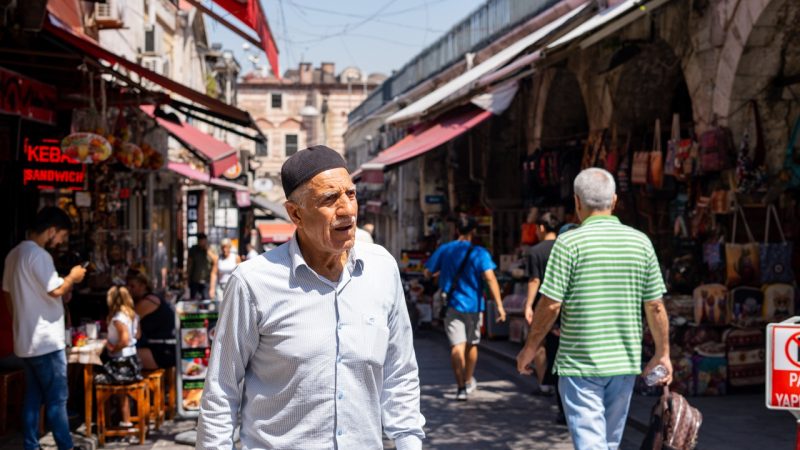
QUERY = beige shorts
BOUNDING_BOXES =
[445,309,482,346]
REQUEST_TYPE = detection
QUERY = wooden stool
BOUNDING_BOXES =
[142,369,165,430]
[0,369,24,435]
[164,366,177,419]
[95,380,149,446]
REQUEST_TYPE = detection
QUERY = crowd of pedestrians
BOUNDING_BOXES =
[2,145,668,450]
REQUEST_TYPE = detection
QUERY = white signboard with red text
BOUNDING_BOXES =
[766,318,800,410]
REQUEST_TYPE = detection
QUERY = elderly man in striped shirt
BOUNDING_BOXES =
[197,146,425,449]
[516,168,671,450]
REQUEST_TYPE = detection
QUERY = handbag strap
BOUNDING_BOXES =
[752,100,766,167]
[447,244,475,298]
[732,204,755,244]
[653,119,662,153]
[671,113,680,141]
[764,204,787,244]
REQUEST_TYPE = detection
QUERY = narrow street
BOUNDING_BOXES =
[407,329,572,449]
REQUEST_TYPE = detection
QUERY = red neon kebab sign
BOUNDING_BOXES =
[22,138,86,190]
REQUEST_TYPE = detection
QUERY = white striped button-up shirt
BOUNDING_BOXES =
[197,237,425,449]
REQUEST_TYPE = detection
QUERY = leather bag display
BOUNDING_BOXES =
[725,206,760,287]
[723,328,765,388]
[693,284,728,325]
[650,119,664,189]
[699,126,733,173]
[762,283,796,322]
[760,204,794,284]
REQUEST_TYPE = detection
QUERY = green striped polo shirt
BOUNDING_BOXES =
[539,215,665,377]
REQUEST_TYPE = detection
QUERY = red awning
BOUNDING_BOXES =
[210,0,280,79]
[361,106,493,170]
[142,106,237,177]
[257,222,296,244]
[168,162,246,191]
[44,15,252,126]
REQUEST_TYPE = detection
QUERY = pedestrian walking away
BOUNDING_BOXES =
[516,168,672,450]
[425,215,507,401]
[2,207,86,450]
[187,232,216,300]
[523,211,566,422]
[197,145,426,449]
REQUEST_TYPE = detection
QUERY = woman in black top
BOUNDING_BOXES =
[126,271,176,369]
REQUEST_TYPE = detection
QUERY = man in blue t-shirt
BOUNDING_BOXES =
[425,216,506,401]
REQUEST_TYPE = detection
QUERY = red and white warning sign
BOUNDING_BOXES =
[766,320,800,410]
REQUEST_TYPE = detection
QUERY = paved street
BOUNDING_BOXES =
[408,329,572,449]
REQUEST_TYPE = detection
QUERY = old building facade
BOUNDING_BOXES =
[238,63,385,201]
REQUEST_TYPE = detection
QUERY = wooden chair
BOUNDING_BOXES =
[0,369,24,435]
[142,369,165,430]
[95,380,149,446]
[164,366,177,419]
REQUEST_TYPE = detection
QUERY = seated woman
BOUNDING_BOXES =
[126,271,176,370]
[103,286,141,426]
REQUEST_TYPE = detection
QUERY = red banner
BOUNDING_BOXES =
[211,0,280,78]
[0,67,57,124]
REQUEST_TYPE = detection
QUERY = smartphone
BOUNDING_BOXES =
[81,261,90,268]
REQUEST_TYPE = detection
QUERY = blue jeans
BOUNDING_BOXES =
[559,375,636,450]
[21,350,73,450]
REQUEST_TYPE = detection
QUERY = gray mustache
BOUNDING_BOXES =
[332,217,356,228]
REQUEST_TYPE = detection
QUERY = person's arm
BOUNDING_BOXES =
[49,265,86,298]
[643,299,672,385]
[524,278,541,325]
[106,319,131,353]
[641,240,671,384]
[197,275,260,448]
[517,296,561,374]
[208,251,218,299]
[483,270,506,322]
[235,255,242,264]
[160,267,168,290]
[382,269,426,450]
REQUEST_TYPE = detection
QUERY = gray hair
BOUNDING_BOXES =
[286,182,310,209]
[220,238,232,248]
[574,168,616,211]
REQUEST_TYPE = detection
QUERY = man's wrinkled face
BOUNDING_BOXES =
[287,168,358,255]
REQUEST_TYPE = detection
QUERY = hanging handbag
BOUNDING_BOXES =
[605,126,620,174]
[782,115,800,189]
[439,244,475,319]
[649,119,664,189]
[700,126,733,173]
[632,151,650,185]
[762,283,796,322]
[640,386,702,450]
[760,204,795,284]
[693,284,728,325]
[725,205,760,287]
[665,114,680,177]
[736,101,767,194]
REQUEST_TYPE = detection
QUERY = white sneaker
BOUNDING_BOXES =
[465,377,477,394]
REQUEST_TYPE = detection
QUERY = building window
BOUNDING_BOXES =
[271,93,282,109]
[285,134,298,157]
[256,138,268,157]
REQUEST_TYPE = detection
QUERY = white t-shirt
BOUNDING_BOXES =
[2,240,66,358]
[355,228,374,244]
[107,311,139,358]
[217,253,238,286]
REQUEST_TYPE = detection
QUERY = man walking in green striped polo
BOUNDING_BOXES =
[516,168,671,450]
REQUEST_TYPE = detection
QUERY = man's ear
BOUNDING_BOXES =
[612,194,618,211]
[285,201,302,228]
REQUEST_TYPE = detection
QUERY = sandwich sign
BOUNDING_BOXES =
[766,317,800,410]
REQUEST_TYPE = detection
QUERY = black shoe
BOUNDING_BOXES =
[455,387,467,401]
[555,412,567,425]
[530,385,555,396]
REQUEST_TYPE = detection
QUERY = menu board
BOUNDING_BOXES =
[175,300,219,417]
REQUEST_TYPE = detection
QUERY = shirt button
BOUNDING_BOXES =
[336,355,342,363]
[337,429,343,436]
[337,391,344,400]
[337,323,343,330]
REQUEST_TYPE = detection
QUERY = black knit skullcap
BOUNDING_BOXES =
[281,145,347,197]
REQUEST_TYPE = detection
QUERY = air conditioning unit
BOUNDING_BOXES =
[94,0,124,29]
[141,55,164,74]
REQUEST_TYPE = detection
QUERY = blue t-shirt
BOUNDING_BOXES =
[425,240,496,313]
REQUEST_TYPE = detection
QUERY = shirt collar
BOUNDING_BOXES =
[581,214,620,226]
[288,234,364,281]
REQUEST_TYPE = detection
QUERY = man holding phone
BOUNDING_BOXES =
[2,207,86,450]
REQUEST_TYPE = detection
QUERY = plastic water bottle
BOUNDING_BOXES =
[644,365,668,386]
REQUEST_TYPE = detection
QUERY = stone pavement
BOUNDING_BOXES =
[479,336,797,450]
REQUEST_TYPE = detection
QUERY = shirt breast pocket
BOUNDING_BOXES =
[360,314,390,367]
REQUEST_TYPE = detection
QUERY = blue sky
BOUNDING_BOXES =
[204,0,486,77]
